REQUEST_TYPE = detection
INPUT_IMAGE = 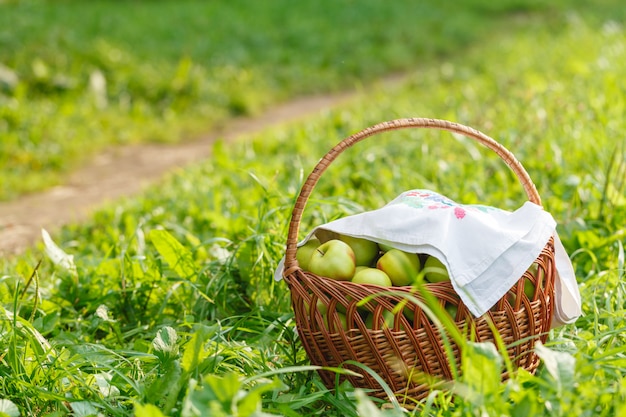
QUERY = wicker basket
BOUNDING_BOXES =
[281,118,555,402]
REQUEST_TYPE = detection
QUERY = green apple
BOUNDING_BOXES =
[366,309,410,330]
[351,267,392,287]
[397,301,415,323]
[339,235,379,266]
[304,297,328,317]
[445,303,458,320]
[524,262,540,299]
[376,249,421,286]
[314,229,338,244]
[365,309,395,330]
[523,278,536,299]
[329,312,349,331]
[296,237,320,271]
[508,278,537,306]
[378,242,395,252]
[524,262,540,298]
[308,239,356,281]
[423,255,450,283]
[355,266,369,274]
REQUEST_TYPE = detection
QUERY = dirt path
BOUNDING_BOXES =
[0,79,400,256]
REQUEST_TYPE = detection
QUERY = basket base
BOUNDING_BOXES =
[299,305,548,403]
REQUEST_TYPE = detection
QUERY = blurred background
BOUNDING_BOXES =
[2,0,621,202]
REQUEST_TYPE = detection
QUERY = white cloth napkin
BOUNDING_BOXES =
[276,189,582,327]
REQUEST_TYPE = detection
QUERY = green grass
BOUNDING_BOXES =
[2,1,626,416]
[0,0,580,201]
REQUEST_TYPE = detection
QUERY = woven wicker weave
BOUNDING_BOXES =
[282,118,555,402]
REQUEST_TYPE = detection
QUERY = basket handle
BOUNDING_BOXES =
[283,118,541,274]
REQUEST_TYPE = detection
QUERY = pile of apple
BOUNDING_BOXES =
[295,234,454,331]
[296,234,450,287]
[295,234,540,331]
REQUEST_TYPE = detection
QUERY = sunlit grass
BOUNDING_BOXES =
[0,0,563,201]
